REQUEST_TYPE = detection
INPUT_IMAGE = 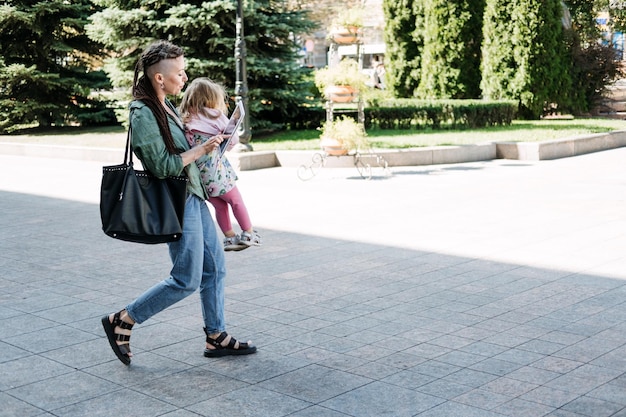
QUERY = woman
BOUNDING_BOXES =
[101,40,256,365]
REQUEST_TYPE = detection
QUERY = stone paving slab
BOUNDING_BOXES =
[1,149,626,416]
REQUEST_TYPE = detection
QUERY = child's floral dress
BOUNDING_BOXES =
[184,109,239,197]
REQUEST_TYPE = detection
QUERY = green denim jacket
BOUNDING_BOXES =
[129,99,207,200]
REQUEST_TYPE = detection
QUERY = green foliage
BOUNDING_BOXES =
[382,0,423,97]
[365,99,517,129]
[480,0,514,102]
[567,33,625,114]
[274,99,517,131]
[565,0,603,41]
[563,0,626,42]
[251,116,626,150]
[313,59,369,92]
[481,0,571,119]
[382,0,618,118]
[257,100,515,132]
[319,115,369,151]
[87,0,317,133]
[0,0,116,133]
[609,2,626,34]
[559,1,626,114]
[2,0,622,134]
[524,0,572,118]
[383,0,484,100]
[416,0,484,99]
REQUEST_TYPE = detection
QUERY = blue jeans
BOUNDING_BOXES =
[126,195,226,333]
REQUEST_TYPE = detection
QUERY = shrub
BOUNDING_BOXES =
[280,99,516,131]
[567,36,625,115]
[364,99,517,130]
[319,115,369,152]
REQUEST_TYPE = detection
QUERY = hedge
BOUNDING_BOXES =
[365,99,517,129]
[285,99,517,131]
[285,99,518,130]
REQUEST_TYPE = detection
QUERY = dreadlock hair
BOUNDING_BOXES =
[179,78,229,125]
[132,40,184,155]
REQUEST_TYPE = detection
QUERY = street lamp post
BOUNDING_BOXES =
[234,0,252,151]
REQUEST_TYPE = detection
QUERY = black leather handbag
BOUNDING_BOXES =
[100,126,188,244]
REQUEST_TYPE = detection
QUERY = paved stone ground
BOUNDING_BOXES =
[1,148,626,417]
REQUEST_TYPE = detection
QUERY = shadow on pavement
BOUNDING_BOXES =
[1,190,626,416]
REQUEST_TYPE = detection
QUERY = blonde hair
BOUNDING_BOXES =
[179,77,228,124]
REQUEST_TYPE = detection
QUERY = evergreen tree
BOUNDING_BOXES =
[563,0,625,113]
[564,0,626,40]
[382,0,423,97]
[417,0,484,99]
[87,0,316,132]
[480,0,515,101]
[0,0,115,133]
[566,0,602,42]
[481,0,571,118]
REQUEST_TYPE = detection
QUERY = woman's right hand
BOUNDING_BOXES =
[182,134,229,167]
[201,134,226,154]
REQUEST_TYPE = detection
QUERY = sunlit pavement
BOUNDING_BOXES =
[1,148,626,416]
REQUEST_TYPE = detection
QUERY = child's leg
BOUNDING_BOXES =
[221,187,260,247]
[207,197,235,236]
[219,186,252,232]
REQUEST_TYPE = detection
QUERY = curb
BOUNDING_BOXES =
[1,130,625,171]
[0,143,123,163]
[227,130,626,170]
[495,130,626,161]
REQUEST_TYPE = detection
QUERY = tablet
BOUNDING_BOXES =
[219,100,245,156]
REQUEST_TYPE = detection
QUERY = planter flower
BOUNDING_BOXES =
[319,116,369,156]
[314,59,369,103]
[328,7,364,44]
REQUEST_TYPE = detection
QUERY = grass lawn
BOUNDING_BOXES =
[0,118,625,151]
[251,118,626,151]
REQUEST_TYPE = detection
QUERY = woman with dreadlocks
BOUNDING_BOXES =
[101,40,256,365]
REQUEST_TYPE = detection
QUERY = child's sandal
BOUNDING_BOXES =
[203,328,257,357]
[101,310,134,365]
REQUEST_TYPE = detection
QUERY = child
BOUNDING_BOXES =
[179,78,261,251]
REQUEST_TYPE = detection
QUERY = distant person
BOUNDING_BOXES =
[372,60,386,90]
[179,77,261,251]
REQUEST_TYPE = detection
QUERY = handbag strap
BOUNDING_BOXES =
[124,107,187,172]
[124,121,133,166]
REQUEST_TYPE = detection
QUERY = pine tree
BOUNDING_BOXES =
[0,0,115,133]
[416,0,484,99]
[87,0,317,132]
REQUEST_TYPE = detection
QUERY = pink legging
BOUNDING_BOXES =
[208,186,252,234]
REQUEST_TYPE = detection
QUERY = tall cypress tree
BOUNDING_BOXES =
[480,0,516,101]
[0,0,114,133]
[382,0,423,97]
[87,0,316,132]
[417,0,484,99]
[481,0,571,118]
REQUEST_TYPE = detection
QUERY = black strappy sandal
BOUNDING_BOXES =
[203,328,257,357]
[102,311,134,365]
